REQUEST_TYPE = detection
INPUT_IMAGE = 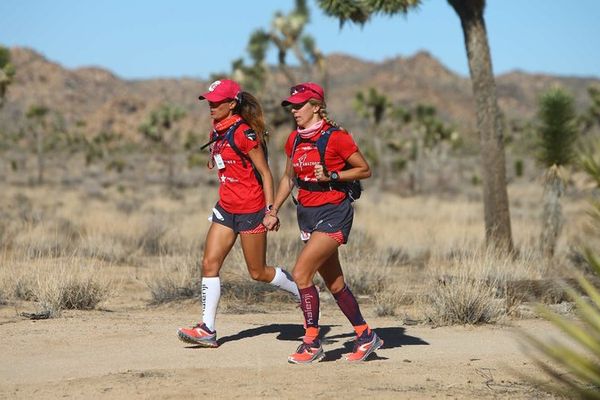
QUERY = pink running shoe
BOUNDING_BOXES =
[288,339,325,364]
[345,330,383,362]
[177,323,218,347]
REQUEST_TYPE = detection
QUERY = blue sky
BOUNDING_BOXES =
[1,0,599,80]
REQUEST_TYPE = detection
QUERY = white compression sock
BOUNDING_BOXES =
[269,267,300,302]
[201,277,221,332]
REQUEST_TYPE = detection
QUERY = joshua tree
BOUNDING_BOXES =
[139,104,186,189]
[407,104,456,193]
[0,46,15,109]
[25,105,51,185]
[317,0,513,251]
[231,0,325,92]
[536,87,578,258]
[83,130,129,174]
[226,0,327,176]
[581,86,600,134]
[353,87,391,191]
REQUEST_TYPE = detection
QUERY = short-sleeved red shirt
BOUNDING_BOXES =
[284,123,359,207]
[212,122,265,213]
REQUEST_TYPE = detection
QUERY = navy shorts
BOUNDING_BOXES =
[209,203,267,234]
[296,198,354,244]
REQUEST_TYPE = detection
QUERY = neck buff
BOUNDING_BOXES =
[297,119,324,139]
[213,114,242,133]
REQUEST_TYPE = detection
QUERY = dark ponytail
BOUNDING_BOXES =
[235,92,268,143]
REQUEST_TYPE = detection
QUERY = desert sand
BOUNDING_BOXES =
[0,299,561,400]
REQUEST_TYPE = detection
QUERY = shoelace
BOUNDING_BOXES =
[352,333,373,352]
[296,341,317,353]
[194,323,213,334]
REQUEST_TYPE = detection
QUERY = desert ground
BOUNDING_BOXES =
[0,299,564,400]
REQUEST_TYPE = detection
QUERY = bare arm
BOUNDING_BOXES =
[314,150,371,182]
[264,157,296,231]
[247,144,274,206]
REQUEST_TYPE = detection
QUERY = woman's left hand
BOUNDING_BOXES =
[263,214,280,231]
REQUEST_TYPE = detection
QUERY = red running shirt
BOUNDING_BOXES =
[284,123,359,207]
[212,122,265,213]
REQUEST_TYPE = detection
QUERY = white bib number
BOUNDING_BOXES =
[214,154,225,170]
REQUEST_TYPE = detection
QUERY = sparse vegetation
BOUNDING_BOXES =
[422,248,551,326]
[0,255,112,317]
[146,256,201,304]
[521,256,600,398]
[520,139,600,398]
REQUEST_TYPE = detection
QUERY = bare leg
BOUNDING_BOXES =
[202,222,237,277]
[240,232,300,300]
[292,232,340,288]
[317,249,346,294]
[239,232,274,282]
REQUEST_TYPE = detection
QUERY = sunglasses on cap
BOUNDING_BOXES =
[290,84,322,96]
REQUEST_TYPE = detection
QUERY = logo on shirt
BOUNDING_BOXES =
[219,174,239,184]
[295,153,319,170]
[244,129,257,141]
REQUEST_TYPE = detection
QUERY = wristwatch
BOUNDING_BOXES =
[329,171,340,181]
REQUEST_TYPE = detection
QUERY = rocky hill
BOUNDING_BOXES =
[1,47,598,141]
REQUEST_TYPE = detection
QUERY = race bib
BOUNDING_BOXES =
[214,154,225,169]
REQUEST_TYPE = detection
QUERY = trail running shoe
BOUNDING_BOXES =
[177,323,218,347]
[345,330,383,362]
[288,340,325,364]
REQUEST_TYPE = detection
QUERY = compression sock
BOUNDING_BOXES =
[269,267,301,302]
[332,284,367,328]
[299,285,320,329]
[201,276,221,332]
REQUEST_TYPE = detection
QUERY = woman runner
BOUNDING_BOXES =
[265,82,383,363]
[177,79,299,347]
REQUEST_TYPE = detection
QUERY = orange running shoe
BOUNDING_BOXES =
[288,340,325,364]
[177,323,218,347]
[345,330,383,362]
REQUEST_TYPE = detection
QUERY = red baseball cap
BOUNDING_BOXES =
[198,79,241,102]
[281,82,325,106]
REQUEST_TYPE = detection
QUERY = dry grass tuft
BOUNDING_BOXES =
[77,233,130,263]
[136,214,170,256]
[421,248,551,326]
[424,271,505,326]
[146,256,201,304]
[373,285,407,317]
[11,217,81,258]
[341,263,389,296]
[0,255,112,317]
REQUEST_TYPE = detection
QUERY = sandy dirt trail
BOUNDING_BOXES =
[0,303,560,399]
